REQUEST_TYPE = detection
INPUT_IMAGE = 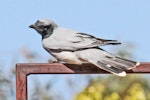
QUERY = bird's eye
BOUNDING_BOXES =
[43,26,49,30]
[39,25,49,30]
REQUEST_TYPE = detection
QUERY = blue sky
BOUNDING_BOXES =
[0,0,150,61]
[0,0,150,62]
[1,1,150,100]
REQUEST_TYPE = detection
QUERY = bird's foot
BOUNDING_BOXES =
[48,59,60,63]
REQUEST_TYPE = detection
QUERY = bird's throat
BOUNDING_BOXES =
[42,28,54,39]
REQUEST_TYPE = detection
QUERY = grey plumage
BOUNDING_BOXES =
[29,19,140,76]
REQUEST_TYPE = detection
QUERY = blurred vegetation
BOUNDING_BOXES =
[29,78,62,100]
[74,75,150,100]
[112,42,136,59]
[0,43,150,100]
[0,63,15,100]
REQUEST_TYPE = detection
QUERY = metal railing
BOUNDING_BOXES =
[16,62,150,100]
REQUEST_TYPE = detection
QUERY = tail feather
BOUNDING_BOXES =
[79,47,140,77]
[116,56,140,66]
[88,60,127,77]
[97,61,126,76]
[115,57,140,69]
[88,56,140,77]
[104,56,140,70]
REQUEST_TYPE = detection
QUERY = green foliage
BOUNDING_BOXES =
[74,75,150,100]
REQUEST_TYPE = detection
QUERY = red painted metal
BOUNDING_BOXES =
[16,62,150,100]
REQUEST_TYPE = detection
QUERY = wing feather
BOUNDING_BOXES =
[70,32,121,49]
[45,28,121,51]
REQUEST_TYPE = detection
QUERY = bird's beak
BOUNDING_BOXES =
[29,24,36,28]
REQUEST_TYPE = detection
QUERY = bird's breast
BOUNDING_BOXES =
[50,51,84,64]
[42,37,60,49]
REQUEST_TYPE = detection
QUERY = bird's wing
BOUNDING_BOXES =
[49,28,121,51]
[73,32,121,48]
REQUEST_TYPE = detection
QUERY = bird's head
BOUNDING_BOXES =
[29,19,58,38]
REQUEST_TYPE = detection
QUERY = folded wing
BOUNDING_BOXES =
[46,28,121,51]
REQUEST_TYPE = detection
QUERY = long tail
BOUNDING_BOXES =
[104,56,140,70]
[88,55,140,77]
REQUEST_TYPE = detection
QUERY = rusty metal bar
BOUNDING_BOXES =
[16,62,150,100]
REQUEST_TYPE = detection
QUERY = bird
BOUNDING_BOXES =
[29,19,140,76]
